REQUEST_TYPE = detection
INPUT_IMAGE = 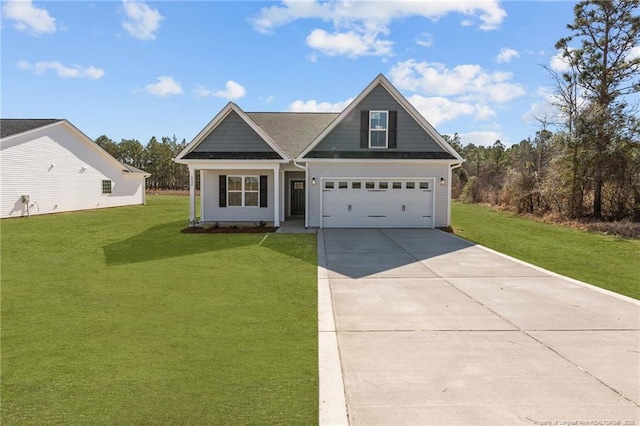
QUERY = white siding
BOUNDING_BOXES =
[1,124,146,218]
[307,161,451,227]
[202,170,275,222]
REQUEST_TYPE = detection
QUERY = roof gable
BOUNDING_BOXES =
[297,74,463,161]
[176,103,287,161]
[1,119,149,176]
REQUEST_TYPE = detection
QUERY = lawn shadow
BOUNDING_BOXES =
[103,220,262,266]
[259,233,317,265]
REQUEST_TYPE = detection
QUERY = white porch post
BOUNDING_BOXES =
[280,170,286,222]
[199,170,205,222]
[188,165,196,225]
[273,165,280,227]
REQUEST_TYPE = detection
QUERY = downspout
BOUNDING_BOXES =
[292,159,309,229]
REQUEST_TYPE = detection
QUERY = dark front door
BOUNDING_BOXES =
[290,180,305,216]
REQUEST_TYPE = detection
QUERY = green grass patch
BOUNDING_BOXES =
[452,201,639,299]
[1,196,318,424]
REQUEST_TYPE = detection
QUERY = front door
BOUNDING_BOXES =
[290,180,305,216]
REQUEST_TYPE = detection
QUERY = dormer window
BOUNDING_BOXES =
[369,111,388,148]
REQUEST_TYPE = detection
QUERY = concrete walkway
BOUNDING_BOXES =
[318,229,640,425]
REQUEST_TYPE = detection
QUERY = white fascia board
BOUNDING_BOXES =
[175,160,286,170]
[303,158,460,165]
[175,102,288,161]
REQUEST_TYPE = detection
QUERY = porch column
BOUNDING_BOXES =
[273,166,280,227]
[199,170,205,221]
[280,170,286,222]
[188,165,196,225]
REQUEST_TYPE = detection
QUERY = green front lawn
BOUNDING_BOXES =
[452,201,639,299]
[1,196,318,424]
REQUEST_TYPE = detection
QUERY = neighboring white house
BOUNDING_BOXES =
[175,74,464,228]
[1,119,149,218]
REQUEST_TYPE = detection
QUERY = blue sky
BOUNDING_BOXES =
[2,0,590,147]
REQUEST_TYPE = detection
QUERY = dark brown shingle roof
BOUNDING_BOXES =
[1,119,62,139]
[246,112,339,158]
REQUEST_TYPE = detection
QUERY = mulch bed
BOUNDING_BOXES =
[181,226,278,234]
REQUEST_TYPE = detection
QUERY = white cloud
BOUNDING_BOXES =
[626,45,640,61]
[17,60,105,79]
[287,98,354,112]
[390,59,526,104]
[214,80,246,100]
[2,0,56,35]
[195,81,246,100]
[144,76,182,96]
[306,28,392,57]
[407,95,495,127]
[474,104,497,121]
[416,32,434,48]
[549,50,572,73]
[194,84,212,98]
[252,0,505,58]
[496,47,519,63]
[407,95,474,127]
[253,1,506,33]
[522,86,556,124]
[459,131,503,147]
[122,0,163,40]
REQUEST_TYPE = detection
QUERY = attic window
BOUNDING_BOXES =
[369,111,388,148]
[361,110,396,149]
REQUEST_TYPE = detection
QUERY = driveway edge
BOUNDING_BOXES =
[318,230,349,426]
[444,231,639,305]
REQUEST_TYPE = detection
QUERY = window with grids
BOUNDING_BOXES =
[227,176,259,207]
[369,111,388,148]
[102,180,112,194]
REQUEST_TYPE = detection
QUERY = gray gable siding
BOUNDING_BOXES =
[309,84,445,154]
[193,110,277,153]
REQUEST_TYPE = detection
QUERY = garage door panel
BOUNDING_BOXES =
[322,179,434,228]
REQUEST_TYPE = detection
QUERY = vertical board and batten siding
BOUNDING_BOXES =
[307,162,451,227]
[193,111,276,153]
[1,125,146,218]
[202,170,274,222]
[310,85,445,154]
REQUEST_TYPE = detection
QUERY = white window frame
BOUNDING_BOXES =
[369,110,388,149]
[227,175,259,207]
[101,180,112,195]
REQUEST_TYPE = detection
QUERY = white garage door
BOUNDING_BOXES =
[321,178,434,228]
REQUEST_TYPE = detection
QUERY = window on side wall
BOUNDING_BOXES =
[369,111,388,148]
[102,180,112,194]
[227,175,259,207]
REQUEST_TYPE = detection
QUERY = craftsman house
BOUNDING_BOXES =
[175,74,463,228]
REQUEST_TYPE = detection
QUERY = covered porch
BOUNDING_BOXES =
[186,162,308,227]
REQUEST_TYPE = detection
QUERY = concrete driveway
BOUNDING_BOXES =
[318,229,639,425]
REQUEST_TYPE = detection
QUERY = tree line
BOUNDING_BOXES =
[95,134,191,190]
[452,0,639,222]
